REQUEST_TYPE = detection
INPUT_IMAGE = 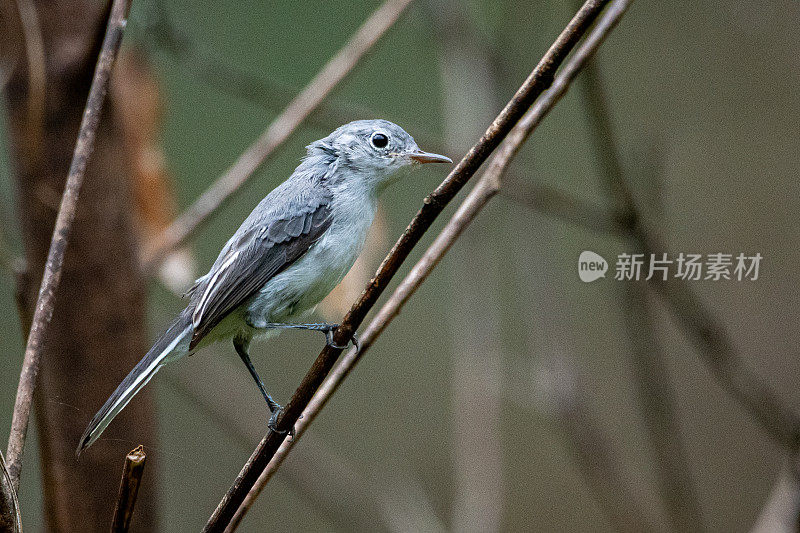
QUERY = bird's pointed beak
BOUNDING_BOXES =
[408,150,453,164]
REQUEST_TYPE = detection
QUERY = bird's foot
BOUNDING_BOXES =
[268,407,303,438]
[268,406,288,436]
[252,321,359,351]
[320,324,359,352]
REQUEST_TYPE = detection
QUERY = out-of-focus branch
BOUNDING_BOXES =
[581,0,800,453]
[577,48,704,532]
[140,1,449,163]
[4,0,131,490]
[0,0,22,91]
[645,257,800,449]
[587,56,800,453]
[141,0,416,273]
[0,450,22,533]
[111,446,147,533]
[215,1,632,529]
[112,46,199,293]
[620,278,704,531]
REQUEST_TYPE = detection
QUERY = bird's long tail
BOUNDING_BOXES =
[77,311,193,455]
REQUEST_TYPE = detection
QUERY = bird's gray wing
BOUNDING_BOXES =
[189,195,332,348]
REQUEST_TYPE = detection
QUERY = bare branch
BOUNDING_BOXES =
[140,0,448,167]
[111,445,147,533]
[206,1,631,529]
[141,0,416,273]
[164,357,445,532]
[4,0,131,490]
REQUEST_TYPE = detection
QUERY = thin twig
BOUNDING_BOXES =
[141,0,416,273]
[209,1,626,529]
[111,445,147,533]
[577,47,704,531]
[4,0,131,491]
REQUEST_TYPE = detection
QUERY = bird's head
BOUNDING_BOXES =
[306,119,452,191]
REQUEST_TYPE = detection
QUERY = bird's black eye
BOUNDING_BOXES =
[371,132,389,148]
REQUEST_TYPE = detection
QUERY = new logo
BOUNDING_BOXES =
[578,251,608,282]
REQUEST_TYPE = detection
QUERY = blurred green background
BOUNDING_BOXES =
[1,0,799,530]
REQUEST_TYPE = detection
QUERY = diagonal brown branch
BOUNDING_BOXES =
[4,0,132,491]
[165,359,445,532]
[141,0,415,274]
[205,1,623,529]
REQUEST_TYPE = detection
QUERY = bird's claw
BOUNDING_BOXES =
[267,407,302,438]
[268,406,289,436]
[323,326,359,352]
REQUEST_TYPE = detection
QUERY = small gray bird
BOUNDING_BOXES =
[77,119,451,453]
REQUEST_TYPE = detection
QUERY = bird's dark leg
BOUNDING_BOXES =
[233,335,286,434]
[263,322,359,351]
[246,316,359,351]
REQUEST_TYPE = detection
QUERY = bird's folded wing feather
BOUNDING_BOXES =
[189,193,333,348]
